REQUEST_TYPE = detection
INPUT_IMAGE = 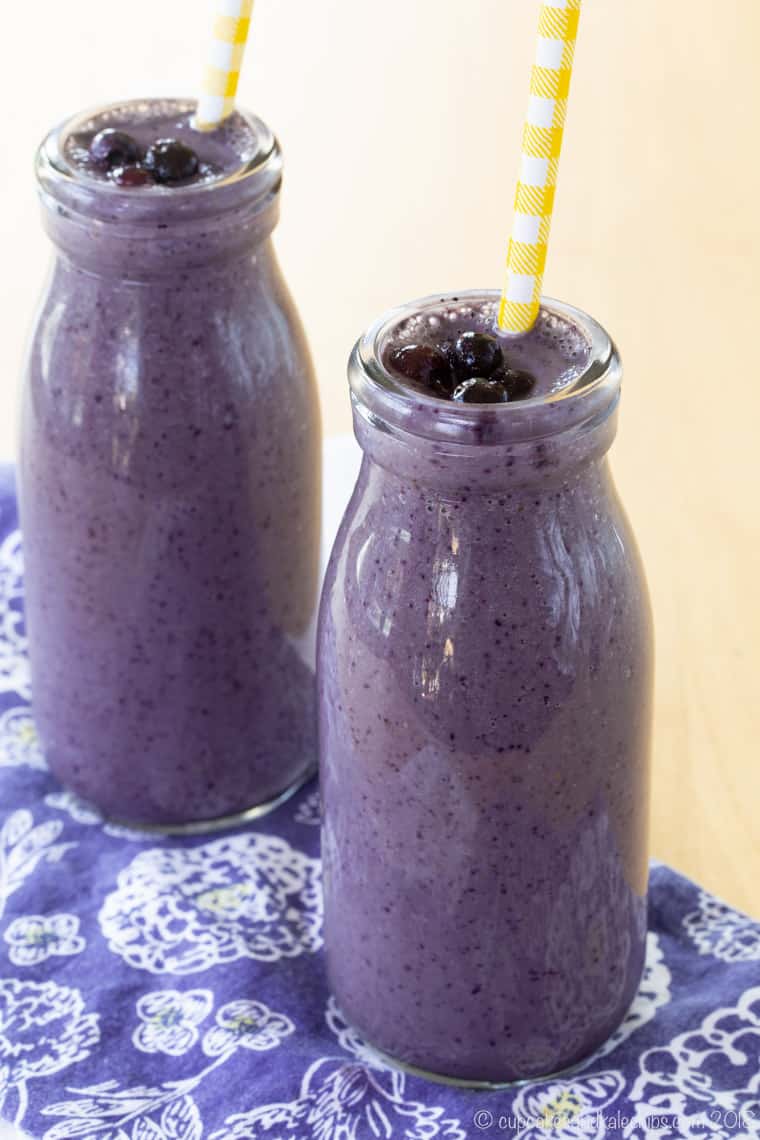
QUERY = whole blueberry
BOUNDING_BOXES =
[90,129,141,170]
[452,378,510,404]
[388,344,455,396]
[498,367,537,400]
[109,164,152,187]
[144,139,200,184]
[454,331,504,379]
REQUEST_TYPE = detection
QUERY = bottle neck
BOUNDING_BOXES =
[41,192,280,279]
[353,394,619,492]
[349,293,622,492]
[36,103,283,278]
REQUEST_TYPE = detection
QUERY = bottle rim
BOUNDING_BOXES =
[349,292,622,447]
[35,98,282,226]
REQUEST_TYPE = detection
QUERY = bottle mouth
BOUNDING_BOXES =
[36,98,282,226]
[349,291,621,447]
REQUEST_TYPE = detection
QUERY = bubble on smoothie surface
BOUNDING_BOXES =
[382,298,591,403]
[63,99,263,189]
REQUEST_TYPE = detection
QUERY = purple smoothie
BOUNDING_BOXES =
[319,293,652,1084]
[19,99,321,827]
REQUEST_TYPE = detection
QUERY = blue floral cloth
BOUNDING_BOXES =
[0,469,759,1140]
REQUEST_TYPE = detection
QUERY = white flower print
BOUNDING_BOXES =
[133,990,212,1057]
[44,792,101,827]
[625,985,760,1139]
[99,833,322,974]
[512,1072,625,1140]
[4,914,85,967]
[43,1088,204,1140]
[325,997,394,1073]
[0,709,46,771]
[210,1058,466,1140]
[294,790,320,827]
[0,978,99,1126]
[0,811,75,921]
[209,999,466,1140]
[683,890,760,962]
[43,998,292,1140]
[202,1001,294,1058]
[0,531,30,701]
[44,791,151,843]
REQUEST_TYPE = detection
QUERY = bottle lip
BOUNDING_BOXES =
[349,291,621,447]
[35,98,282,226]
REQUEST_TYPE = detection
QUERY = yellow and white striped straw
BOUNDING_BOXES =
[498,0,582,335]
[195,0,255,131]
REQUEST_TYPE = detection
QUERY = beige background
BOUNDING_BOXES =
[1,1,758,914]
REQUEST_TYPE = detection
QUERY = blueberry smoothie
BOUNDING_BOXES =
[19,99,321,827]
[319,293,652,1084]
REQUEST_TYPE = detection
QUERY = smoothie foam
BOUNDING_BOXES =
[382,297,591,401]
[64,100,263,187]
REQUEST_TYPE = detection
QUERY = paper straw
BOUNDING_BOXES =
[498,0,582,334]
[195,0,255,131]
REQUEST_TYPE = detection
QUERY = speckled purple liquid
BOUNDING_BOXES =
[319,294,652,1084]
[19,100,321,827]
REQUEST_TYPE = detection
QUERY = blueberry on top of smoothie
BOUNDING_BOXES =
[452,378,510,404]
[145,139,200,184]
[454,331,504,379]
[384,315,541,405]
[388,344,455,396]
[90,129,141,170]
[109,164,153,188]
[495,367,537,400]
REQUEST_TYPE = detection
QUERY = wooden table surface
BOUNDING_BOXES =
[556,4,760,921]
[610,275,760,921]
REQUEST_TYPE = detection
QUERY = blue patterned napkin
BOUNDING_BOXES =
[0,469,758,1140]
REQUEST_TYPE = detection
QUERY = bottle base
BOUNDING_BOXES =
[99,763,316,836]
[345,1029,604,1091]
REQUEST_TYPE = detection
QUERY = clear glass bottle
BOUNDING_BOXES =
[319,292,652,1085]
[19,99,321,829]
